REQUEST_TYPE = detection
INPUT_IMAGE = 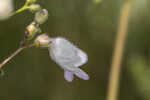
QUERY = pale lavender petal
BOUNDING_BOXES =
[75,49,88,67]
[64,70,74,82]
[74,68,89,80]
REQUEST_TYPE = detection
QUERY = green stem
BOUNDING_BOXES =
[10,6,29,17]
[10,0,35,17]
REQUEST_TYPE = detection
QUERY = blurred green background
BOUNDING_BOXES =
[0,0,150,100]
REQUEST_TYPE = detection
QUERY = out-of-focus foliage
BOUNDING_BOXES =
[128,55,150,100]
[0,0,150,100]
[0,0,14,20]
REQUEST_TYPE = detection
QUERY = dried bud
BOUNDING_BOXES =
[25,22,41,40]
[28,4,41,12]
[34,34,51,47]
[34,9,48,25]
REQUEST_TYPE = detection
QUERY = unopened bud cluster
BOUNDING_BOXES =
[24,0,48,41]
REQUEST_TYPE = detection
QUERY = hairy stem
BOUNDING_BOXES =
[106,0,131,100]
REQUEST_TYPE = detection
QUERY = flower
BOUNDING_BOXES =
[48,37,89,82]
[0,0,14,20]
[34,34,89,82]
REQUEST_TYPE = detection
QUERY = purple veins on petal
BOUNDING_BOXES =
[64,70,74,82]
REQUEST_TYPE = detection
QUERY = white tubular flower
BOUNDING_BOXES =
[49,37,89,82]
[0,0,14,20]
[34,34,89,82]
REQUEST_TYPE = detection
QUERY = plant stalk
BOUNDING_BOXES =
[106,0,131,100]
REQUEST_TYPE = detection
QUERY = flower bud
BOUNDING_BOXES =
[34,9,48,25]
[25,22,41,40]
[26,0,36,4]
[28,4,41,12]
[34,34,51,47]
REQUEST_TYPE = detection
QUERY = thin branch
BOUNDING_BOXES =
[0,46,26,69]
[10,0,30,17]
[0,43,34,69]
[106,0,131,100]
